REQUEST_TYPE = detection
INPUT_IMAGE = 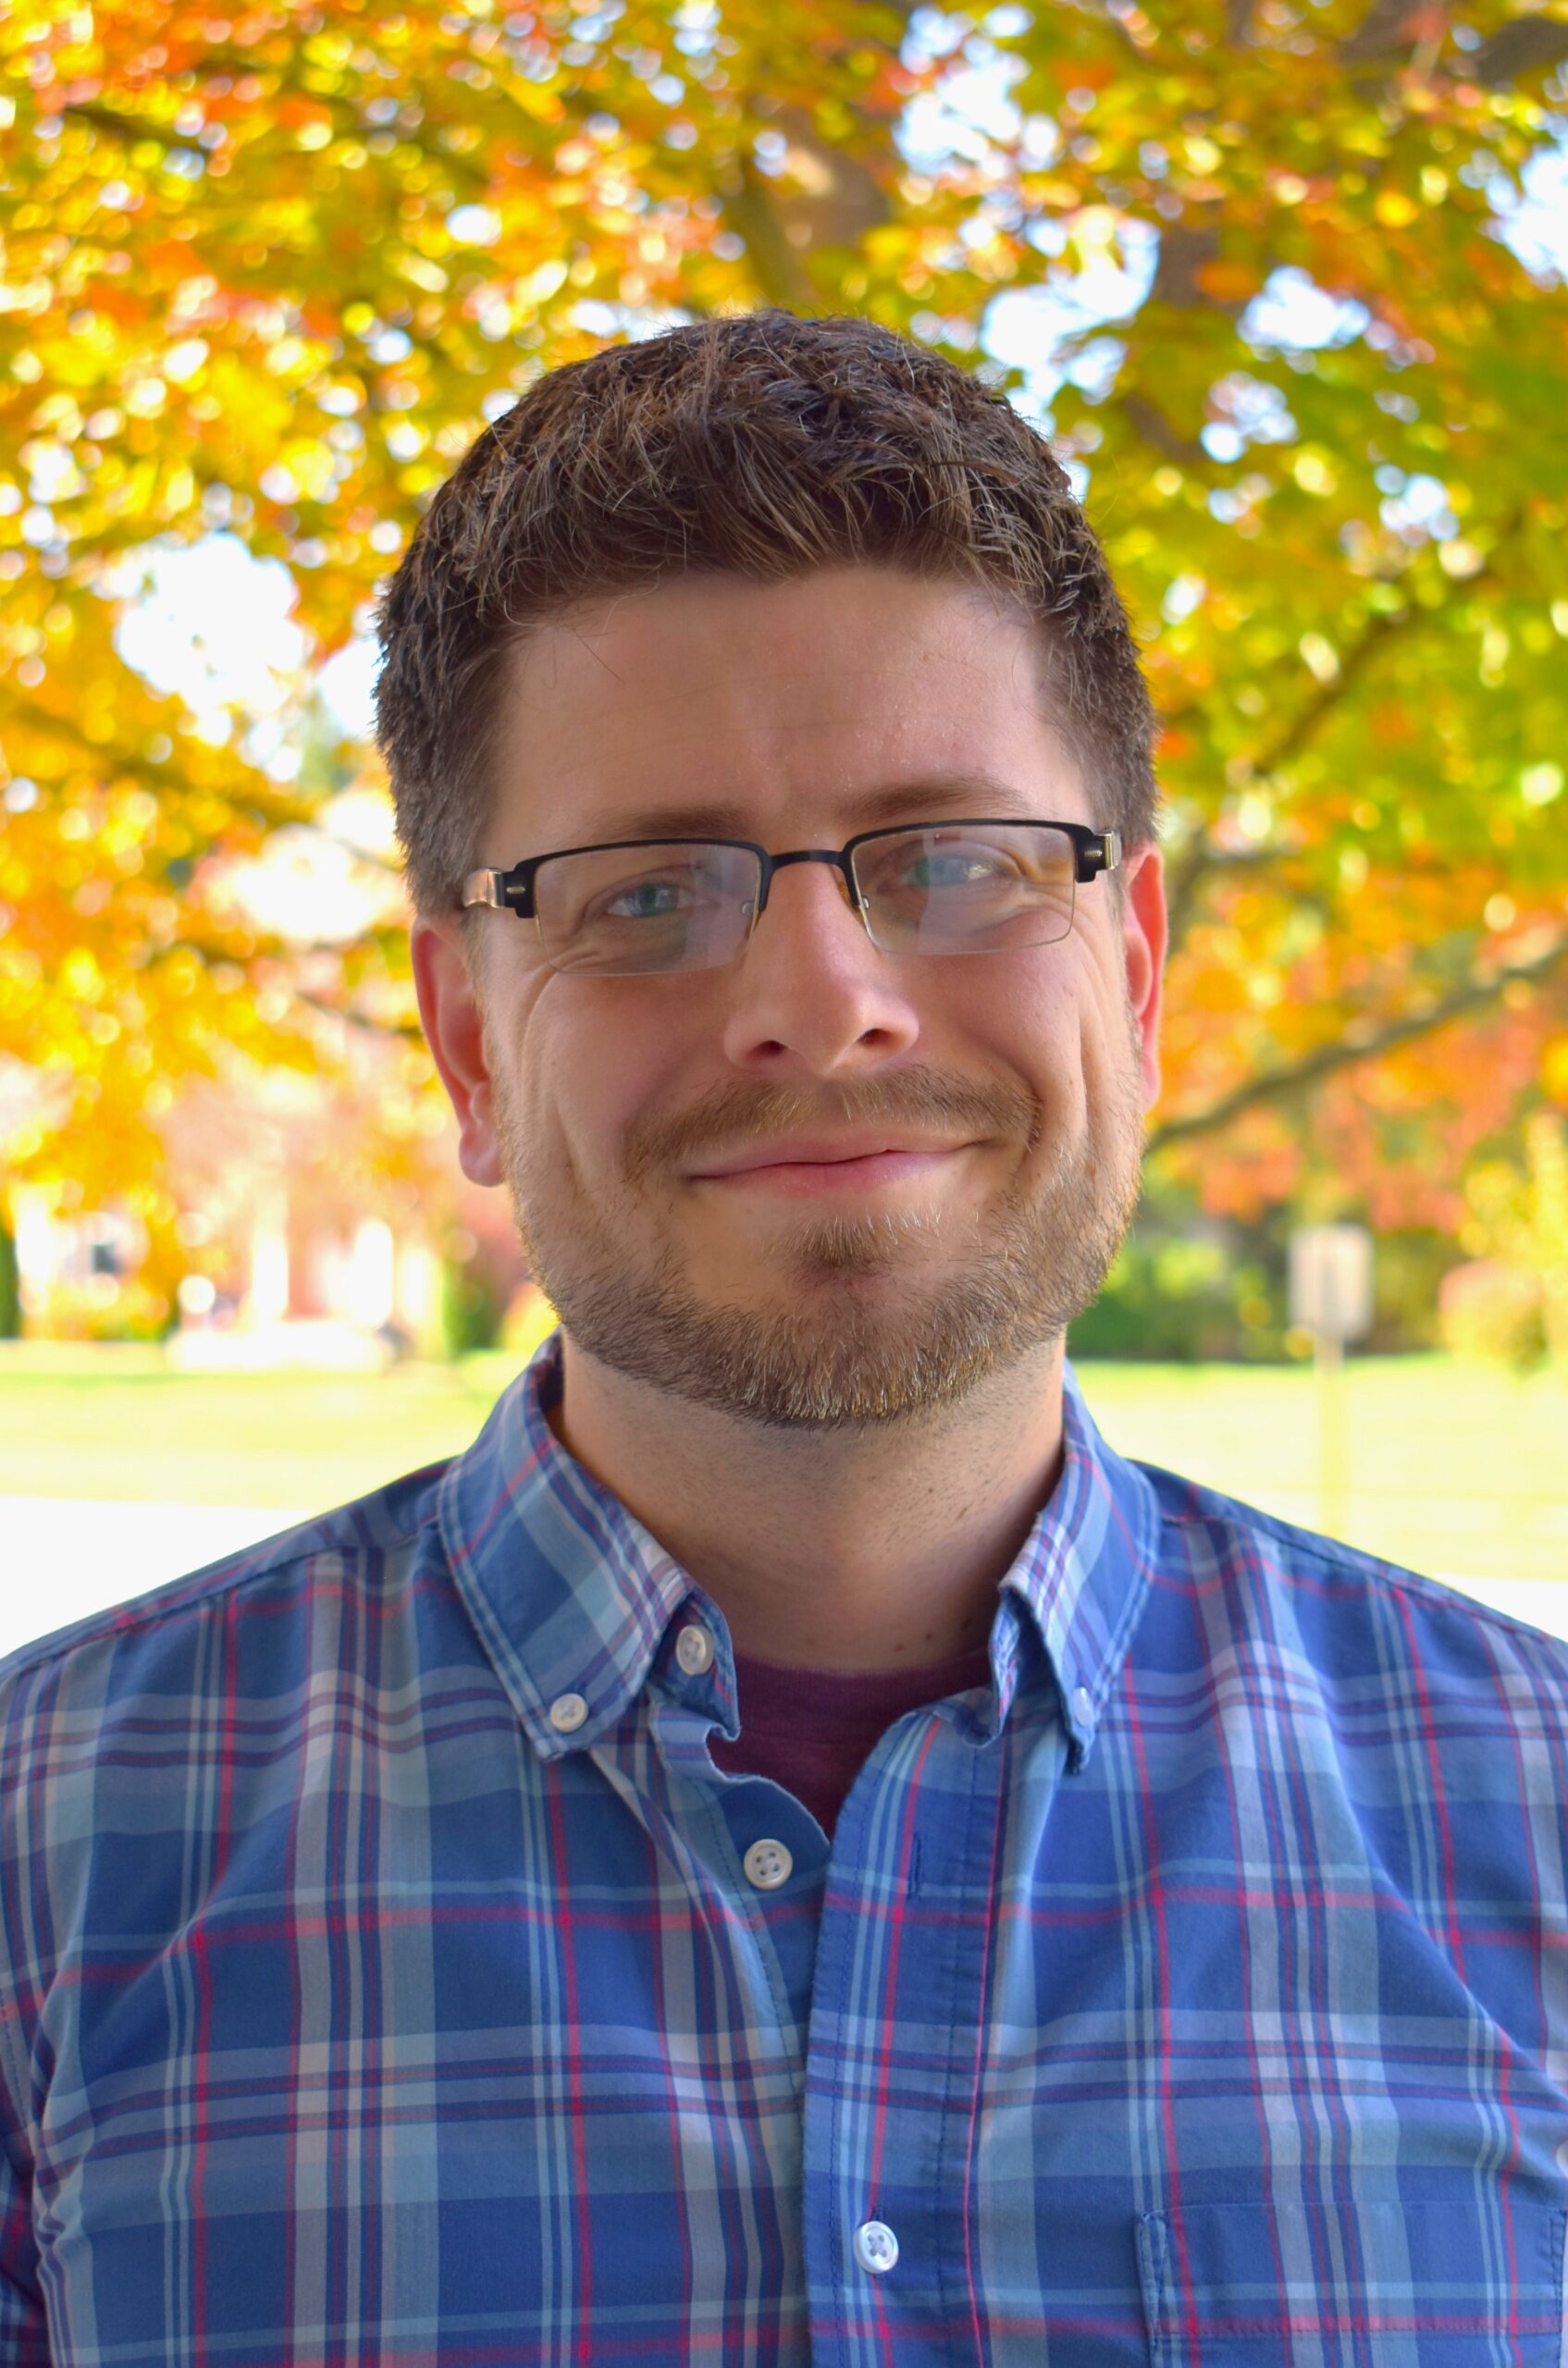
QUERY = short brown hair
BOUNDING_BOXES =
[374,308,1158,917]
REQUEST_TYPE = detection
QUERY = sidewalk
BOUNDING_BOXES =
[3,1494,1566,1666]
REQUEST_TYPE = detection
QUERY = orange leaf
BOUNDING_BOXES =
[1193,259,1259,303]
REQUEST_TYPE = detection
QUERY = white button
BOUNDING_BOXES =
[854,2219,899,2275]
[1070,1684,1093,1725]
[1558,2137,1568,2172]
[548,1692,588,1733]
[743,1838,793,1890]
[675,1623,714,1675]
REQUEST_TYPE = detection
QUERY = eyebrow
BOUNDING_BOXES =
[583,774,1031,844]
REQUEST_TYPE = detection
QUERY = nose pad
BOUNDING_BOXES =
[809,858,859,915]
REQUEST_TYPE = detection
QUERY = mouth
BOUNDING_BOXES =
[690,1147,968,1197]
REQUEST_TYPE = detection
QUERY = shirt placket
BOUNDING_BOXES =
[800,1699,1010,2366]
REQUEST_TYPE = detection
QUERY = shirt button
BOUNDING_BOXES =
[742,1838,793,1890]
[853,2219,899,2275]
[548,1692,588,1733]
[674,1622,715,1675]
[1070,1684,1093,1726]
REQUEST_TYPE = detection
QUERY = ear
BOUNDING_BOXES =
[1118,839,1167,1110]
[411,916,505,1188]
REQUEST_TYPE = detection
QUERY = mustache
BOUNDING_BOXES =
[623,1070,1043,1187]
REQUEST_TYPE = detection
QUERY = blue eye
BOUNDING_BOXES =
[903,847,1014,891]
[601,877,692,921]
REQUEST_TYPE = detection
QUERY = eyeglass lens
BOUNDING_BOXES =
[533,824,1080,978]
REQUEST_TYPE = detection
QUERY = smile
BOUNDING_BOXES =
[690,1149,963,1196]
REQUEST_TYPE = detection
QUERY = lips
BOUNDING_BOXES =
[689,1145,969,1196]
[691,1137,961,1178]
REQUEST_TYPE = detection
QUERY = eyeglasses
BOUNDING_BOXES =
[461,819,1121,980]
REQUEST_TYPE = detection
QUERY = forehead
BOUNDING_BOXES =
[484,565,1086,846]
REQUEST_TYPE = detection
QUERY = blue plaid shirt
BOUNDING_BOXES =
[3,1334,1566,2363]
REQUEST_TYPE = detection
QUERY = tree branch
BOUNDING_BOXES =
[1163,512,1524,949]
[1123,392,1209,466]
[1146,931,1568,1154]
[1239,596,1415,784]
[1337,0,1426,69]
[716,91,902,313]
[1147,221,1233,311]
[297,990,424,1042]
[715,154,821,312]
[9,693,322,835]
[11,686,403,870]
[1336,5,1568,92]
[62,68,496,198]
[1469,18,1568,88]
[1162,840,1303,954]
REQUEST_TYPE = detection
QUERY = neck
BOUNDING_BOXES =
[545,1337,1068,1672]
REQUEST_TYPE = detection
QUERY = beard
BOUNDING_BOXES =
[490,998,1146,1435]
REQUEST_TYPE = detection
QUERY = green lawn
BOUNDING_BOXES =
[0,1342,1562,1584]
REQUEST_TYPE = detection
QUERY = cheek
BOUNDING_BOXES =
[984,960,1083,1083]
[525,1001,678,1182]
[989,947,1135,1138]
[1067,921,1137,1043]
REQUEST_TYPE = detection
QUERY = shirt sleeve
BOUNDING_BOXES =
[0,2129,48,2364]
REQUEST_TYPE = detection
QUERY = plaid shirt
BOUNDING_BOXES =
[3,1335,1566,2365]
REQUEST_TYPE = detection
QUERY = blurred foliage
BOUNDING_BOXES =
[1440,1108,1568,1366]
[0,1223,19,1338]
[2,0,1567,1322]
[1070,1204,1278,1362]
[440,1249,507,1358]
[1361,1226,1458,1353]
[500,1281,563,1363]
[1073,1181,1465,1362]
[1438,1256,1547,1370]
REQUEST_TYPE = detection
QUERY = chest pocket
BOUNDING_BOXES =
[1138,2200,1566,2365]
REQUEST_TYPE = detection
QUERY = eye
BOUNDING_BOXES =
[598,873,695,921]
[901,845,1018,890]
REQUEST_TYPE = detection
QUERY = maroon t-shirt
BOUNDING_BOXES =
[709,1638,995,1837]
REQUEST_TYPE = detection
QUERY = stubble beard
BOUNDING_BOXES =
[491,1012,1146,1434]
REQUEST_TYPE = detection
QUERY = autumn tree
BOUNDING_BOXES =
[2,0,1566,1310]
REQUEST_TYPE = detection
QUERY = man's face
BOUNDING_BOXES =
[413,565,1166,1431]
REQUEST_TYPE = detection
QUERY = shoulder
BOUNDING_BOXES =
[1133,1452,1568,1708]
[0,1458,451,1713]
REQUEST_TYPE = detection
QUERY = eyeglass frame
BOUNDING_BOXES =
[461,818,1123,968]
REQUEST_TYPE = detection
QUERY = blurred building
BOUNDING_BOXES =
[9,1061,528,1364]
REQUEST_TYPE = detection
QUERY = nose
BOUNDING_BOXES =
[716,856,923,1076]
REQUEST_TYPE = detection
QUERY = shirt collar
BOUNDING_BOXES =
[994,1358,1164,1769]
[438,1328,692,1764]
[439,1331,1161,1774]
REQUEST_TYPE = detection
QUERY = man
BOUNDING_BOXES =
[3,311,1565,2362]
